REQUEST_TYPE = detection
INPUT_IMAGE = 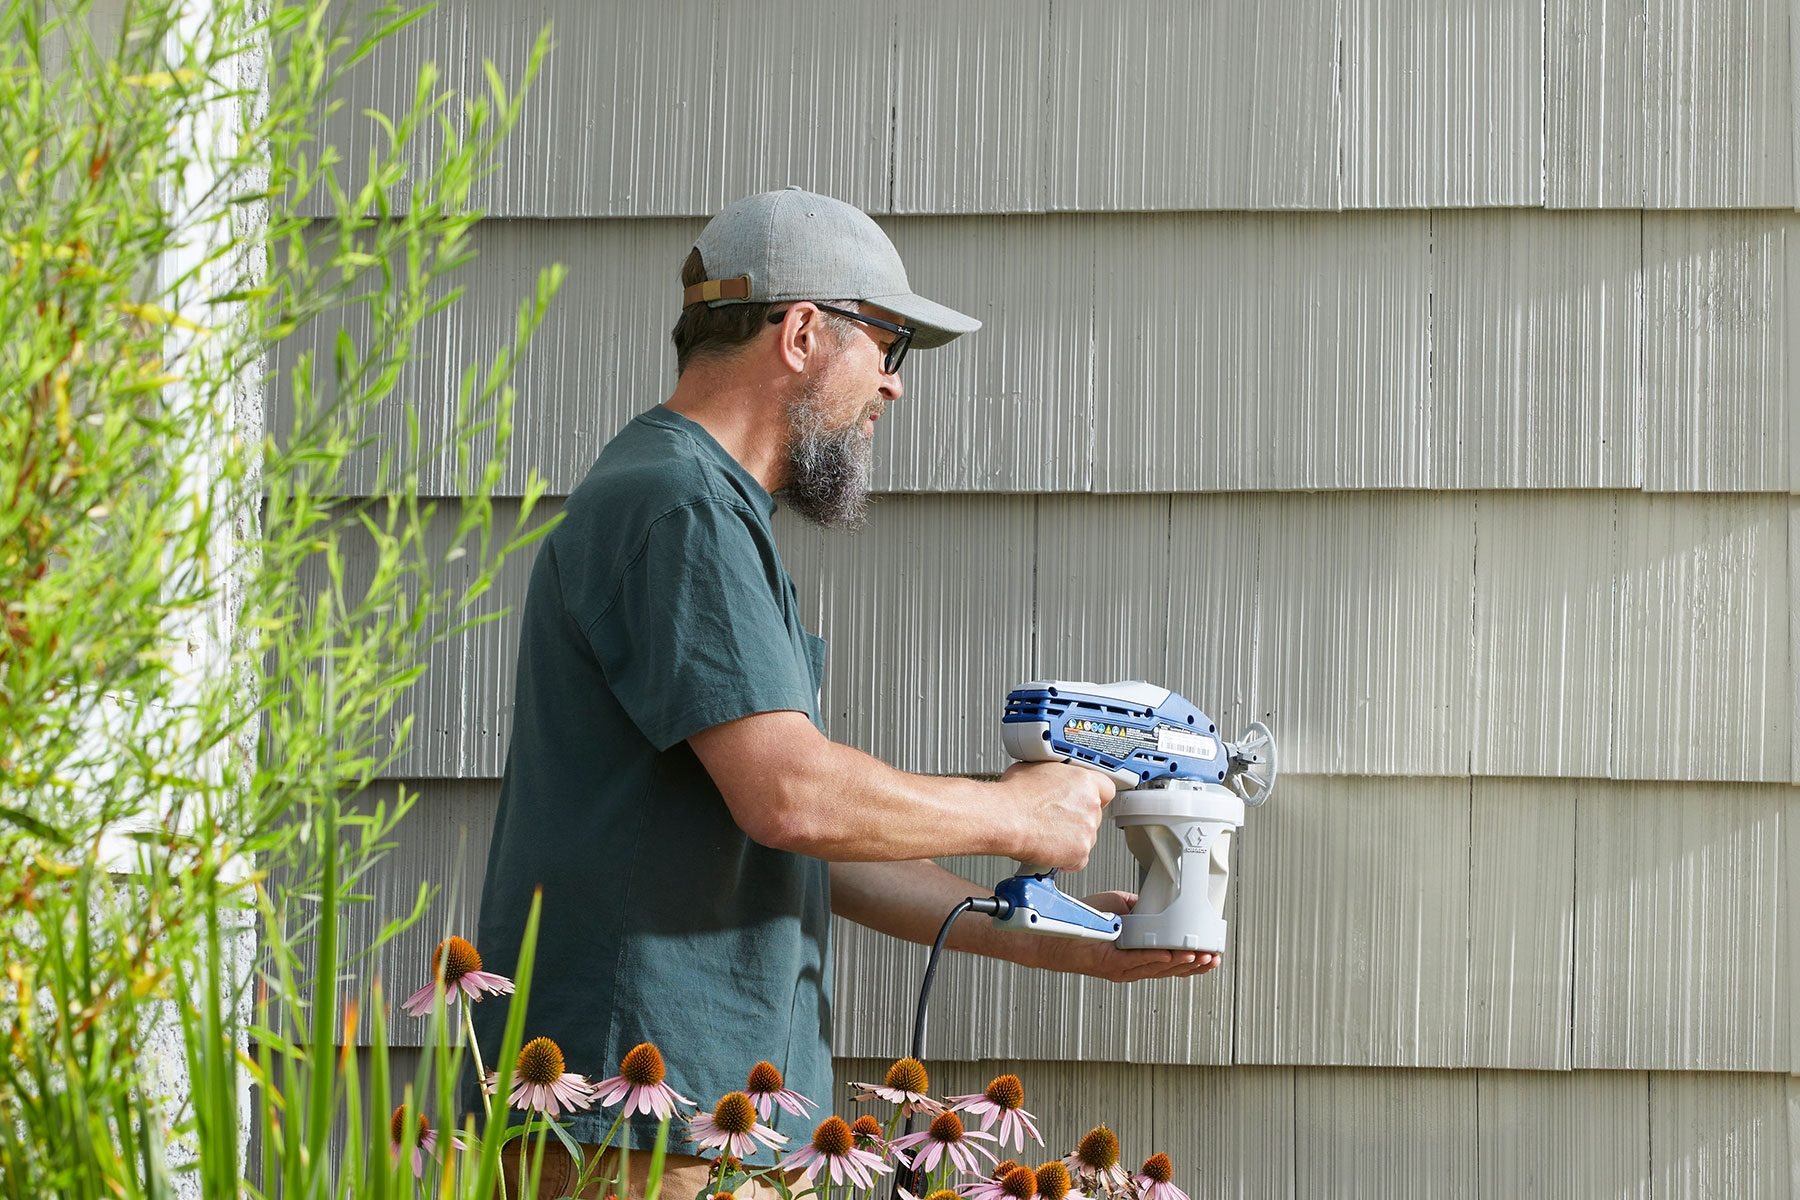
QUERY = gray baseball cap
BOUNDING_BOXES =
[683,186,981,349]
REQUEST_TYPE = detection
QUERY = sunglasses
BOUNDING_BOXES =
[767,302,915,375]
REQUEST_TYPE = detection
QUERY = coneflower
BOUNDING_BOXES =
[848,1056,944,1118]
[1131,1153,1189,1200]
[743,1060,817,1121]
[1064,1126,1131,1197]
[687,1091,788,1159]
[779,1115,892,1190]
[401,936,514,1016]
[591,1041,696,1119]
[891,1109,999,1176]
[945,1073,1043,1153]
[1034,1161,1073,1200]
[999,1164,1041,1200]
[483,1036,593,1118]
[387,1104,464,1178]
[850,1113,894,1157]
[964,1158,1026,1200]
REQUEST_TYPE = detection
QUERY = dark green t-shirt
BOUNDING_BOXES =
[469,406,832,1157]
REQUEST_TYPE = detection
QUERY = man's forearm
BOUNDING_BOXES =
[689,710,1109,869]
[708,717,1029,861]
[828,859,1049,969]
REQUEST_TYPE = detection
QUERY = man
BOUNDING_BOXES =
[471,187,1219,1197]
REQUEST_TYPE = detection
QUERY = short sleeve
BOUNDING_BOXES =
[580,500,818,751]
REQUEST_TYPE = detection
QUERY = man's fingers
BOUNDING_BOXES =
[1103,949,1223,982]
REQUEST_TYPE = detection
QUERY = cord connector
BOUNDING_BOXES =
[962,895,1012,918]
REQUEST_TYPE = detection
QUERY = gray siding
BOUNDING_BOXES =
[309,0,1799,215]
[355,494,1796,783]
[277,212,1800,498]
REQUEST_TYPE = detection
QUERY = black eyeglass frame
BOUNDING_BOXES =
[767,302,915,375]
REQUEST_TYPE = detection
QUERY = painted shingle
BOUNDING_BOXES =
[1574,783,1790,1071]
[1643,213,1794,492]
[1432,211,1641,489]
[1165,493,1475,777]
[1474,1070,1650,1199]
[1641,0,1796,209]
[890,2,1049,214]
[1340,0,1544,208]
[1091,213,1435,492]
[1033,495,1172,686]
[778,497,1036,776]
[1546,0,1798,209]
[1543,0,1647,208]
[1148,1065,1296,1200]
[1468,780,1578,1070]
[874,217,1097,493]
[1648,1072,1798,1197]
[1042,1,1340,212]
[336,780,499,1049]
[1294,1068,1478,1198]
[280,213,1799,499]
[1611,496,1791,782]
[360,494,1792,786]
[1234,776,1473,1068]
[1470,492,1619,778]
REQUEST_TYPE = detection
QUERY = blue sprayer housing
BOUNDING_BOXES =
[1002,681,1230,786]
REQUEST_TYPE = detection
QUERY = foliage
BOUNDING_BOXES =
[0,0,563,1193]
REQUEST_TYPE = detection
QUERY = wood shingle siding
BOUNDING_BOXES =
[276,213,1799,498]
[330,495,1794,783]
[303,1,1800,216]
[352,776,1793,1078]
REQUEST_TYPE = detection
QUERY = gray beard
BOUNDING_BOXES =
[780,383,872,530]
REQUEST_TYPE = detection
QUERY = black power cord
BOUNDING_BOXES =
[891,894,1011,1200]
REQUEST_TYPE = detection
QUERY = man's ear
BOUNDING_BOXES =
[771,303,824,374]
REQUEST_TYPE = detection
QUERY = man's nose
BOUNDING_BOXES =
[879,370,903,403]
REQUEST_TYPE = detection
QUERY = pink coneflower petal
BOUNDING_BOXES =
[750,1087,816,1120]
[400,981,442,1018]
[593,1076,695,1118]
[1001,1109,1042,1150]
[454,969,516,1002]
[1136,1179,1189,1200]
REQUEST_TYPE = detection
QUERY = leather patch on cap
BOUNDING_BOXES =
[682,274,752,305]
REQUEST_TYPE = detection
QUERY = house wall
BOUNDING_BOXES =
[307,3,1800,1195]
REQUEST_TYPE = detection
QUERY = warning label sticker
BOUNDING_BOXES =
[1063,717,1155,759]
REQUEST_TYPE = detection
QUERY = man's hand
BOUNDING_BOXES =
[1027,890,1223,982]
[996,761,1116,871]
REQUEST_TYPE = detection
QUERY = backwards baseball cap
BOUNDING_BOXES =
[682,186,981,349]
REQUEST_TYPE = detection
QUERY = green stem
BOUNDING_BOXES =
[569,1107,630,1195]
[461,999,488,1105]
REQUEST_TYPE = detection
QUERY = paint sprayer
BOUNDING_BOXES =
[905,679,1276,1051]
[993,679,1276,951]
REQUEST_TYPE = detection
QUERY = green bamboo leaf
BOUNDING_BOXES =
[0,804,71,844]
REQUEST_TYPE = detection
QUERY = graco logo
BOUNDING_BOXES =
[1183,825,1210,855]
